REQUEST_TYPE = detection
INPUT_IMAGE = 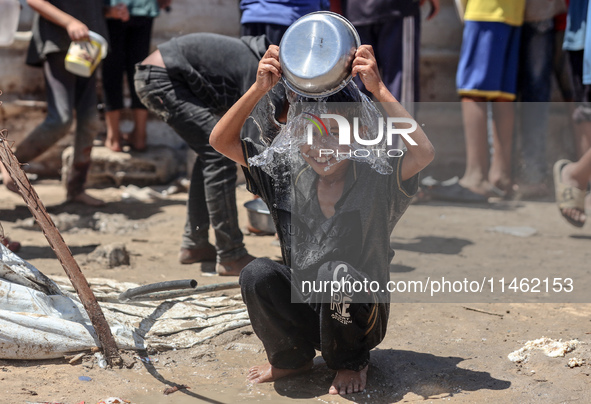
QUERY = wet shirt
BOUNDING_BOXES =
[26,0,109,66]
[241,138,419,298]
[158,34,270,114]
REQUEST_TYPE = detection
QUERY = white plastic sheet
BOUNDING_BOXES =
[0,243,250,359]
[0,244,143,359]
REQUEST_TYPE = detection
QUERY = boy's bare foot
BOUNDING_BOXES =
[329,366,368,395]
[247,361,313,384]
[68,191,105,207]
[105,137,123,152]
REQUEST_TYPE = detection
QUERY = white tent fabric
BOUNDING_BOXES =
[0,244,250,360]
[0,244,144,359]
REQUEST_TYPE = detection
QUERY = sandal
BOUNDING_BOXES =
[1,236,21,253]
[553,159,586,228]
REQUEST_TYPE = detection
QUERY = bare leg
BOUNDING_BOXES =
[489,99,515,193]
[329,366,369,395]
[105,110,122,152]
[0,162,18,193]
[246,360,313,384]
[561,122,591,223]
[459,97,491,195]
[130,108,148,151]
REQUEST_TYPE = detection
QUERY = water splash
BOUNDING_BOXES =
[248,81,397,179]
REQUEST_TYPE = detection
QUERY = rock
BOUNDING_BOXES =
[61,146,180,187]
[86,243,130,268]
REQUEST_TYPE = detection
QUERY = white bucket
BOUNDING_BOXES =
[64,31,108,77]
[0,0,21,47]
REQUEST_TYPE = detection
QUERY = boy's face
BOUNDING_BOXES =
[299,118,351,177]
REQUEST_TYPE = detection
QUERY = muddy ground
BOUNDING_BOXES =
[1,179,590,404]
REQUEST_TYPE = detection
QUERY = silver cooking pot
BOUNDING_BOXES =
[279,11,361,98]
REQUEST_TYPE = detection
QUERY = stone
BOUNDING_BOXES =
[86,243,130,268]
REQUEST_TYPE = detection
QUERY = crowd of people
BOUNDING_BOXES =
[1,0,590,397]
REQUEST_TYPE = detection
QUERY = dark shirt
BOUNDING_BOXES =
[27,0,109,67]
[241,138,418,300]
[158,33,270,114]
[343,0,421,26]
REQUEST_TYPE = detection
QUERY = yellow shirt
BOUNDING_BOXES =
[464,0,526,26]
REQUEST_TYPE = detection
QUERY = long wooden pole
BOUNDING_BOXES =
[0,134,122,367]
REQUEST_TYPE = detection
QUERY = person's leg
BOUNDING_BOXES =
[130,108,148,150]
[516,20,554,195]
[67,61,103,206]
[311,262,388,395]
[240,258,318,382]
[459,97,492,195]
[134,66,214,258]
[489,99,515,194]
[179,158,216,264]
[102,18,126,152]
[14,53,75,163]
[4,53,75,192]
[126,16,154,151]
[557,146,591,225]
[104,110,122,152]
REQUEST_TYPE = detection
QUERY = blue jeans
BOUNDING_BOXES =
[517,19,555,185]
[15,52,98,197]
[134,64,247,262]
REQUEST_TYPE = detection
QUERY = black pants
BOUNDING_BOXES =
[102,16,154,111]
[134,65,247,261]
[239,258,388,371]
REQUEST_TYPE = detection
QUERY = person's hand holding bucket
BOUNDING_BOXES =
[65,18,90,42]
[64,31,108,77]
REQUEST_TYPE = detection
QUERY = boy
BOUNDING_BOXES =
[210,44,434,395]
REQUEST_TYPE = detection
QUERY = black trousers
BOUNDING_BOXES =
[102,16,154,111]
[239,258,388,371]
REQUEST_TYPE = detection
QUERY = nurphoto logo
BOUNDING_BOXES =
[304,113,418,146]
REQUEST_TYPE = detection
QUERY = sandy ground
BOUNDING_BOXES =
[1,179,590,404]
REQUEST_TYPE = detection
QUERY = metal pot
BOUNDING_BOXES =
[244,199,276,234]
[279,11,360,98]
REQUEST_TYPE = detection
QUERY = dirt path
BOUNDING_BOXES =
[1,180,590,403]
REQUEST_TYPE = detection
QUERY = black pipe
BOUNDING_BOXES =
[118,279,198,302]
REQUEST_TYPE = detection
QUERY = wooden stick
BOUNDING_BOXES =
[0,134,122,367]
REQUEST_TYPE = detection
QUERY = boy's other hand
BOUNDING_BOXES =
[66,19,89,41]
[352,45,383,95]
[109,4,130,21]
[255,45,282,94]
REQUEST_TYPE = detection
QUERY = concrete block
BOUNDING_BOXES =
[62,145,181,187]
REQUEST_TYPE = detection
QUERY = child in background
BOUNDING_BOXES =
[0,0,128,205]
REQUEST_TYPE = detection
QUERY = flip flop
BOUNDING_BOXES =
[553,159,586,228]
[428,182,488,203]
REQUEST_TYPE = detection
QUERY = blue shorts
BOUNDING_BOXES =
[456,21,521,101]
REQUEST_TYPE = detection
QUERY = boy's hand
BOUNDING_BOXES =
[254,45,282,94]
[107,4,130,21]
[352,45,384,96]
[66,19,89,41]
